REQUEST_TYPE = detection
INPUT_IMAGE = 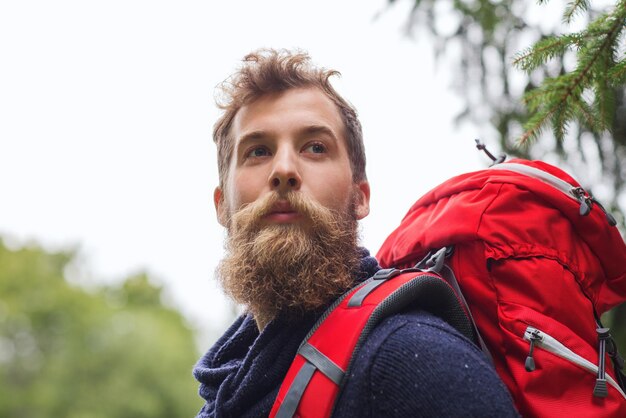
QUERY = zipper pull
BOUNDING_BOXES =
[590,197,618,226]
[525,329,542,372]
[570,187,618,226]
[571,187,592,216]
[594,328,610,398]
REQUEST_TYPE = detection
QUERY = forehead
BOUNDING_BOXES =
[231,87,345,140]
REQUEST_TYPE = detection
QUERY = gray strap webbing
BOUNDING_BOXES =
[347,268,400,307]
[275,361,316,418]
[298,342,344,385]
[347,279,386,307]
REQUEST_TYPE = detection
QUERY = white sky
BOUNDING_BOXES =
[0,0,491,347]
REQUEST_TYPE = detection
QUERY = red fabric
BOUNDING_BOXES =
[269,272,454,418]
[377,159,626,417]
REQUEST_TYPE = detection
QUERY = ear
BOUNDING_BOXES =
[353,181,370,220]
[214,187,227,226]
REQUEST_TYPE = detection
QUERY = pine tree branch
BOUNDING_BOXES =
[608,59,626,84]
[519,4,626,145]
[552,103,570,142]
[519,104,557,144]
[522,87,548,111]
[594,76,616,131]
[572,94,597,130]
[513,35,581,72]
[564,0,590,24]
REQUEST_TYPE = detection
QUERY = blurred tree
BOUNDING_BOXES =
[387,0,626,228]
[0,238,203,418]
[385,0,625,369]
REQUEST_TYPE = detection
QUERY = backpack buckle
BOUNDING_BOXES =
[415,247,454,274]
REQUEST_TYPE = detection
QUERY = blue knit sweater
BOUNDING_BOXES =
[193,250,519,417]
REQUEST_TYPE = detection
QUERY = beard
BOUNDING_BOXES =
[217,191,361,327]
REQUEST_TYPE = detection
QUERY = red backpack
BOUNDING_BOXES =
[271,157,626,417]
[376,157,626,417]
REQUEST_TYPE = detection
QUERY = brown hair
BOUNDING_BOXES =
[213,48,367,188]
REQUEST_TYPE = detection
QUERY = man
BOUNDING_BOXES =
[194,49,518,417]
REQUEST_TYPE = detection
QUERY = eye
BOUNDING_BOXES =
[303,142,327,154]
[245,146,271,158]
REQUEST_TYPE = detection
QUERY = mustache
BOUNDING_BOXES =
[229,191,337,231]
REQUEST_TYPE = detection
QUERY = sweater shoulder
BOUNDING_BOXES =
[333,310,519,418]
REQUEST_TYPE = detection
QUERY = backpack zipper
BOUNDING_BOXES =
[523,326,626,400]
[489,163,617,226]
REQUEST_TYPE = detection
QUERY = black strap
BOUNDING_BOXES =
[440,264,494,364]
[415,247,492,360]
[275,361,316,418]
[298,342,344,385]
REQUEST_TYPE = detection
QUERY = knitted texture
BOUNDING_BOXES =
[193,250,518,417]
[333,312,519,417]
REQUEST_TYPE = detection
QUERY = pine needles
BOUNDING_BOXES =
[514,0,626,145]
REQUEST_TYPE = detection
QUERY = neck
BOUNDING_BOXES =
[253,311,273,331]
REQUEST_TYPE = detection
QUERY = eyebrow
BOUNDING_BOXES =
[237,130,268,146]
[236,124,339,146]
[299,125,338,141]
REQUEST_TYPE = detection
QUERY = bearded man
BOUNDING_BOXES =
[193,49,519,417]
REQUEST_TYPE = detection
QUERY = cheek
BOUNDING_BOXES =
[228,172,264,209]
[316,171,355,208]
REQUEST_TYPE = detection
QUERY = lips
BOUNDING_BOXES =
[269,201,295,214]
[264,201,300,222]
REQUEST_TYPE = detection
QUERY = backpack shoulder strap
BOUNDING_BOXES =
[269,269,475,418]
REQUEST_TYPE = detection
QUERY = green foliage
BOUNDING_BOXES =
[390,0,626,229]
[609,59,626,84]
[514,2,625,145]
[513,35,583,73]
[564,0,591,24]
[0,238,203,418]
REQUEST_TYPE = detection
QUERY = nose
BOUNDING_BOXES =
[269,147,301,193]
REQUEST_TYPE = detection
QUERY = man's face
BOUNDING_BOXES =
[214,87,370,228]
[214,87,370,325]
